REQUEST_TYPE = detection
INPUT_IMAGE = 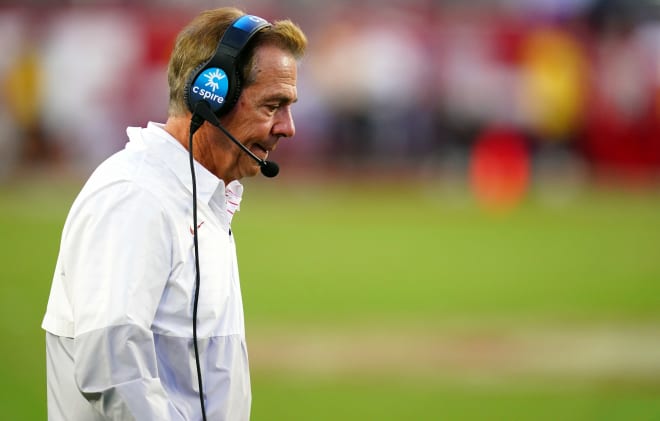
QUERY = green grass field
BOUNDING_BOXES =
[1,177,659,420]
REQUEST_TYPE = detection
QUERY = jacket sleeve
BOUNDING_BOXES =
[62,182,185,420]
[73,324,185,420]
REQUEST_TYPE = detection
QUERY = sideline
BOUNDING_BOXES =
[248,324,660,384]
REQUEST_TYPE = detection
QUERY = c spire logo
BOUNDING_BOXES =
[191,67,229,111]
[204,69,225,91]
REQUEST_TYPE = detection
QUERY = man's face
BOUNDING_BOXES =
[202,44,298,182]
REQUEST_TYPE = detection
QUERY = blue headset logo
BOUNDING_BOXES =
[191,67,229,111]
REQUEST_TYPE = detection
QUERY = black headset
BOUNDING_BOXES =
[184,14,272,118]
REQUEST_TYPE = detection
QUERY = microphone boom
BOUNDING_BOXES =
[192,101,279,177]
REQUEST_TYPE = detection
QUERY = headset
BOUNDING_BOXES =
[185,14,272,421]
[185,14,271,118]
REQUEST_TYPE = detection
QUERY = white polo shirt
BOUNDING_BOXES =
[42,122,251,420]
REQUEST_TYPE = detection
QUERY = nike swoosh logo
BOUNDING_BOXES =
[189,221,205,235]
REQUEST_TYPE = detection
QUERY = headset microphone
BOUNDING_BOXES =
[259,159,280,178]
[192,101,279,177]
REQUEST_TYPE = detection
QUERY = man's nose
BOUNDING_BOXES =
[273,107,295,138]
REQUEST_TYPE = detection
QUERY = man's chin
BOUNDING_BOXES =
[242,162,261,179]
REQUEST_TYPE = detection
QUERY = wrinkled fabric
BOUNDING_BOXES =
[42,122,251,420]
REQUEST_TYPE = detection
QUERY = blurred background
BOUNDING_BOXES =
[1,0,659,419]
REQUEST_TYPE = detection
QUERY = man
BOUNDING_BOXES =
[41,7,307,420]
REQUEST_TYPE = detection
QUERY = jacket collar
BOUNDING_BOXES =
[126,122,244,213]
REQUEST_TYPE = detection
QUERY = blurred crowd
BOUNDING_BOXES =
[0,0,659,189]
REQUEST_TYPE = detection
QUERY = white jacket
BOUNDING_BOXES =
[42,122,251,420]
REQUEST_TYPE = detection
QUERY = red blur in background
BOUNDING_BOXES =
[470,127,530,211]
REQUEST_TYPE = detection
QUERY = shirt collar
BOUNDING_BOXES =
[126,122,244,213]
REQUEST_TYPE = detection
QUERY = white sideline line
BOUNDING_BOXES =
[248,325,660,382]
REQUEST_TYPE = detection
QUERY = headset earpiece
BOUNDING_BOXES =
[183,62,206,112]
[184,15,271,118]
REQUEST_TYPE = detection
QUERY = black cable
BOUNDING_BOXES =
[189,113,207,421]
